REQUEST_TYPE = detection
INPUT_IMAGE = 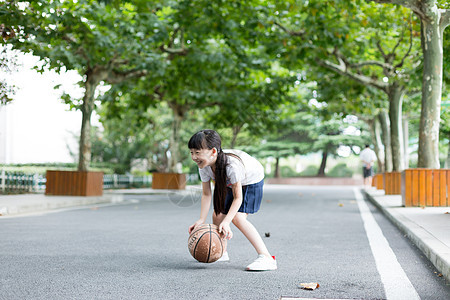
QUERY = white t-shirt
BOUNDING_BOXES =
[198,149,264,186]
[360,148,377,165]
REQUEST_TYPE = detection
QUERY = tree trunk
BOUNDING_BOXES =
[446,141,450,169]
[418,15,443,168]
[369,116,385,173]
[388,84,405,171]
[317,150,328,177]
[403,116,409,169]
[231,125,242,148]
[379,111,392,172]
[78,75,100,171]
[274,157,280,178]
[168,102,186,173]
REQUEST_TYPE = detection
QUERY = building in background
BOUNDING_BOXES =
[0,104,13,164]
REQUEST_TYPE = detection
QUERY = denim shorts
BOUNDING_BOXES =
[363,166,373,178]
[223,179,264,214]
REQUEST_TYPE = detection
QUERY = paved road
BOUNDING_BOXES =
[1,185,449,299]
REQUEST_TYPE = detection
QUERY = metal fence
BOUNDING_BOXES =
[0,170,199,194]
[0,170,46,194]
[103,174,153,189]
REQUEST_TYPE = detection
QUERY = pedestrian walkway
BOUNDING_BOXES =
[0,192,123,217]
[1,185,449,284]
[363,187,450,283]
[0,186,201,217]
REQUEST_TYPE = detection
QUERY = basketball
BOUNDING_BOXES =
[188,224,227,263]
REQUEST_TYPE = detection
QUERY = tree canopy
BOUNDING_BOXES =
[2,0,448,174]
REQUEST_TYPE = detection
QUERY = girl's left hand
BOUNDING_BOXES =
[219,221,233,240]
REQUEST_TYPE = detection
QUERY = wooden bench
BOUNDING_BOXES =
[384,171,401,195]
[402,169,449,207]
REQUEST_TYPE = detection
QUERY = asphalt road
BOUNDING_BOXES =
[1,185,449,300]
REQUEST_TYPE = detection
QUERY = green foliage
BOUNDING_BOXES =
[327,162,354,178]
[2,0,448,171]
[299,165,319,176]
[0,163,114,175]
[280,165,299,178]
[0,46,18,104]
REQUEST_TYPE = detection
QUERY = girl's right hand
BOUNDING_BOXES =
[188,220,204,234]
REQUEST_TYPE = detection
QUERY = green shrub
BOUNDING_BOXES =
[328,163,353,177]
[299,165,318,176]
[280,165,298,178]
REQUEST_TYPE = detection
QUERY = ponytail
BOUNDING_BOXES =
[214,149,228,215]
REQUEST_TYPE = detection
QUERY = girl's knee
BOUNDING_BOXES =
[232,213,248,228]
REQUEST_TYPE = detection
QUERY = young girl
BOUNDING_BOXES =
[188,129,277,271]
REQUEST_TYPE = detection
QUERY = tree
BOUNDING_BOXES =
[203,66,297,147]
[0,49,17,105]
[3,0,166,171]
[368,0,450,168]
[93,99,197,173]
[242,111,316,178]
[265,0,422,171]
[0,12,18,105]
[99,0,296,172]
[313,66,390,172]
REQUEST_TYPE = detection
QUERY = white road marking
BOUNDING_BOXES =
[353,188,420,300]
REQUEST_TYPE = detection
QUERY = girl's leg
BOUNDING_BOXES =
[232,212,271,258]
[213,212,230,261]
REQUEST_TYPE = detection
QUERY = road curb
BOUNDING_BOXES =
[362,190,450,283]
[0,193,123,217]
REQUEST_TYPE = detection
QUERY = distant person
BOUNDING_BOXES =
[360,145,377,187]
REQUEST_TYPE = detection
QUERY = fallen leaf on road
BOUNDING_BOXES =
[265,232,271,237]
[338,203,344,207]
[299,282,319,290]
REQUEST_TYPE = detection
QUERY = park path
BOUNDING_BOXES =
[1,185,449,299]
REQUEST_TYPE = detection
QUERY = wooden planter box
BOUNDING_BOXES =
[152,173,186,190]
[402,169,449,207]
[372,173,384,190]
[45,170,103,196]
[384,171,401,195]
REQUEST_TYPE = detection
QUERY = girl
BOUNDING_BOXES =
[188,129,277,271]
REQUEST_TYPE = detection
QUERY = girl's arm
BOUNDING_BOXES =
[188,181,212,233]
[219,181,243,239]
[198,181,212,221]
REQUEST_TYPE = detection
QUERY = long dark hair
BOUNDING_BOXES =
[188,129,228,215]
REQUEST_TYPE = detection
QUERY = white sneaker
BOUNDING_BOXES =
[245,254,277,271]
[216,251,230,262]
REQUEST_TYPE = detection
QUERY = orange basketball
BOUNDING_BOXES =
[188,224,227,263]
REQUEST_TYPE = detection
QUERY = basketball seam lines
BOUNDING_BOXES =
[190,224,211,237]
[193,231,209,261]
[210,231,224,257]
[189,224,224,263]
[206,224,212,263]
